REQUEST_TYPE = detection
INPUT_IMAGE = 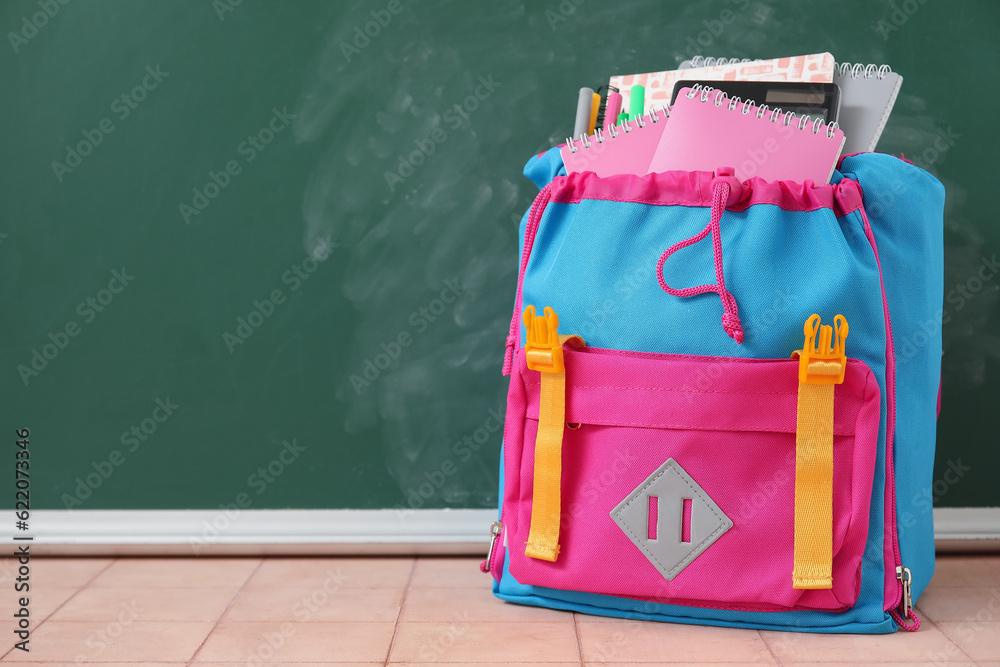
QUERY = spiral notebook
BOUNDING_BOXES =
[647,86,846,183]
[679,57,904,153]
[832,62,902,153]
[560,108,669,177]
[609,52,836,116]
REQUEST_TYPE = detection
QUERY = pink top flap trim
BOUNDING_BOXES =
[549,170,864,216]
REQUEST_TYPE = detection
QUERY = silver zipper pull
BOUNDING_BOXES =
[483,521,502,573]
[896,565,913,619]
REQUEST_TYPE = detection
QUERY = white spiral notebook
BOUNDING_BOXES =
[832,62,903,153]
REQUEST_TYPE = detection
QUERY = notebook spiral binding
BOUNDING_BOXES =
[688,56,755,68]
[564,106,669,154]
[834,61,893,80]
[687,58,894,82]
[684,83,840,140]
[594,84,619,128]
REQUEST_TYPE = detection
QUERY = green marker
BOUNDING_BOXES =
[628,84,645,122]
[617,112,629,126]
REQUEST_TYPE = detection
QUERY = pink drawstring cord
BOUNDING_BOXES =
[503,183,553,376]
[889,608,921,632]
[657,173,745,344]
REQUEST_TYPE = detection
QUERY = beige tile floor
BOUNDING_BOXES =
[0,554,997,664]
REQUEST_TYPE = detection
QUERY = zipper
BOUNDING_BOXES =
[897,566,912,618]
[890,565,920,631]
[576,346,803,363]
[480,520,503,573]
[521,184,552,280]
[504,183,553,376]
[883,286,908,625]
[858,206,919,632]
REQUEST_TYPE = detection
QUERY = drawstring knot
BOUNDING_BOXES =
[721,312,744,343]
[657,174,745,344]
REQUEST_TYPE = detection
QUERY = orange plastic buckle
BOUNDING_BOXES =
[523,305,564,374]
[794,314,849,385]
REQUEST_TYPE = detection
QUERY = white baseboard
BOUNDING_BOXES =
[18,509,497,556]
[933,507,1000,552]
[8,507,997,556]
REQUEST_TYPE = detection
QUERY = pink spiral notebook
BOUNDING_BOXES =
[560,108,669,177]
[648,86,846,184]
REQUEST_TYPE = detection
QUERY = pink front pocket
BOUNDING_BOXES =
[502,346,880,612]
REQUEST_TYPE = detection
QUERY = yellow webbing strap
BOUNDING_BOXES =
[522,306,583,562]
[525,364,565,561]
[793,378,835,588]
[792,314,848,590]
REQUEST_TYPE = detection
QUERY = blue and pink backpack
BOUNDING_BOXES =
[483,147,944,634]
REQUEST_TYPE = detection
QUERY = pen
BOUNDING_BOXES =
[628,84,645,122]
[604,92,623,128]
[588,92,601,134]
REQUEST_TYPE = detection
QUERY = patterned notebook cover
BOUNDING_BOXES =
[610,53,836,117]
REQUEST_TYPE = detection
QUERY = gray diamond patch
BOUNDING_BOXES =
[610,458,732,581]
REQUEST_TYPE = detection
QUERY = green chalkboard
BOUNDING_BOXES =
[1,0,996,510]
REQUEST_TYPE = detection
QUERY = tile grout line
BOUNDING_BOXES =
[756,628,783,666]
[572,612,585,666]
[383,557,417,667]
[922,612,981,665]
[0,556,119,661]
[186,557,265,666]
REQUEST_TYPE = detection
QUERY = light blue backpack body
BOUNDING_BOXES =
[487,147,944,634]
